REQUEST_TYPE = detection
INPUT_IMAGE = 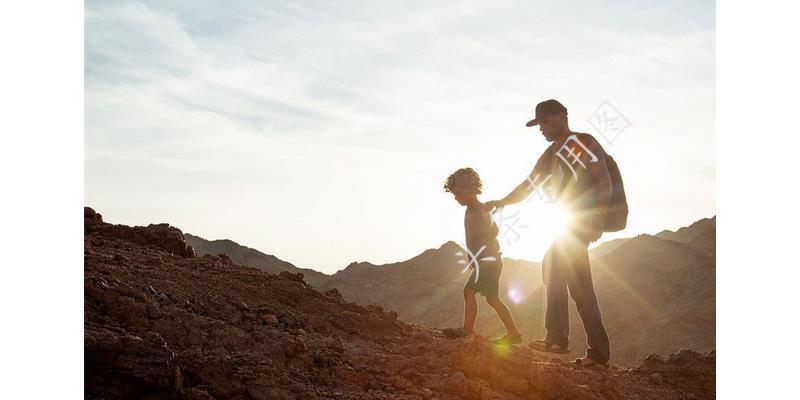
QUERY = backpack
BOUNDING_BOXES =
[539,133,628,232]
[602,154,628,232]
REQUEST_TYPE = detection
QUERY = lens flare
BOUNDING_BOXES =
[492,342,512,358]
[507,287,525,304]
[497,202,573,262]
[547,202,571,234]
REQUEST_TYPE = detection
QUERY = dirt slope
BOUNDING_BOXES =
[84,207,714,399]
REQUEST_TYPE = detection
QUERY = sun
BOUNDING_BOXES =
[544,202,571,234]
[496,202,571,262]
[529,201,571,240]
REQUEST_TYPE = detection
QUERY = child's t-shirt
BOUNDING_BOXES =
[464,202,501,259]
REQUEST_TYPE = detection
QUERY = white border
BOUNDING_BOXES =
[718,1,800,398]
[3,1,800,398]
[0,3,84,398]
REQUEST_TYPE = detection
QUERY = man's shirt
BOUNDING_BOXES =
[531,132,611,241]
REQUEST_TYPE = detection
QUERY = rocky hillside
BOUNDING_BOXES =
[319,218,716,367]
[84,207,715,399]
[589,233,715,365]
[184,233,329,287]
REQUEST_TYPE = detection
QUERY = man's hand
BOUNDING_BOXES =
[483,200,502,213]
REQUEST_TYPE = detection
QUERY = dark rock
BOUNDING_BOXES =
[649,373,664,385]
[85,207,103,224]
[84,211,196,257]
[202,254,221,262]
[84,327,181,399]
[636,349,715,398]
[183,387,215,400]
[279,270,306,284]
[324,288,344,303]
[146,303,162,320]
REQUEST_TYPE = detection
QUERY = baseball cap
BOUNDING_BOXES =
[525,99,567,127]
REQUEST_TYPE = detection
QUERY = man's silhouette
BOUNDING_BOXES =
[486,99,612,367]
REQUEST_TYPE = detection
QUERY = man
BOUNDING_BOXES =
[485,99,612,367]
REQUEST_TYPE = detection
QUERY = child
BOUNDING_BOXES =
[441,167,522,345]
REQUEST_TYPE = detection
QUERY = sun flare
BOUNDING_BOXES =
[494,202,572,262]
[543,203,571,235]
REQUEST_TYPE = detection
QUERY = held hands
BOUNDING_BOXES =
[483,200,502,213]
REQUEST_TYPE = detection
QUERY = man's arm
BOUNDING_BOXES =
[486,177,534,210]
[485,149,552,211]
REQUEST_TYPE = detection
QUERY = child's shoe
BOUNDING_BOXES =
[491,334,523,345]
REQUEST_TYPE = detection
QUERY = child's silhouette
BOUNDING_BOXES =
[442,168,522,345]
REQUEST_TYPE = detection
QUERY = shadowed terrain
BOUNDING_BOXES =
[84,207,714,399]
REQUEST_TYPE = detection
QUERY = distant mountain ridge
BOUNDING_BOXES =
[588,215,716,258]
[184,233,329,287]
[656,216,716,247]
[589,237,629,258]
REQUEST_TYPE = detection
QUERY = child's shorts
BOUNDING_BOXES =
[464,259,503,297]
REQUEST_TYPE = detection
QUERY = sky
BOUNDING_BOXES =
[85,0,715,274]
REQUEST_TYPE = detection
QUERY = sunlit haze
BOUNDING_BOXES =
[85,0,714,273]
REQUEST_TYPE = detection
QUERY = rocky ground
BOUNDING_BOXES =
[84,207,715,400]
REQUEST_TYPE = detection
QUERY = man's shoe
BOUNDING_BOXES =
[574,356,609,369]
[492,334,523,345]
[529,339,569,354]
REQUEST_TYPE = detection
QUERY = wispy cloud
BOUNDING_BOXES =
[85,0,714,272]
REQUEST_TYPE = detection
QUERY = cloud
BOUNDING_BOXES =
[85,0,715,272]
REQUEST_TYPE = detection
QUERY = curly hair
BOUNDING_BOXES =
[443,167,483,194]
